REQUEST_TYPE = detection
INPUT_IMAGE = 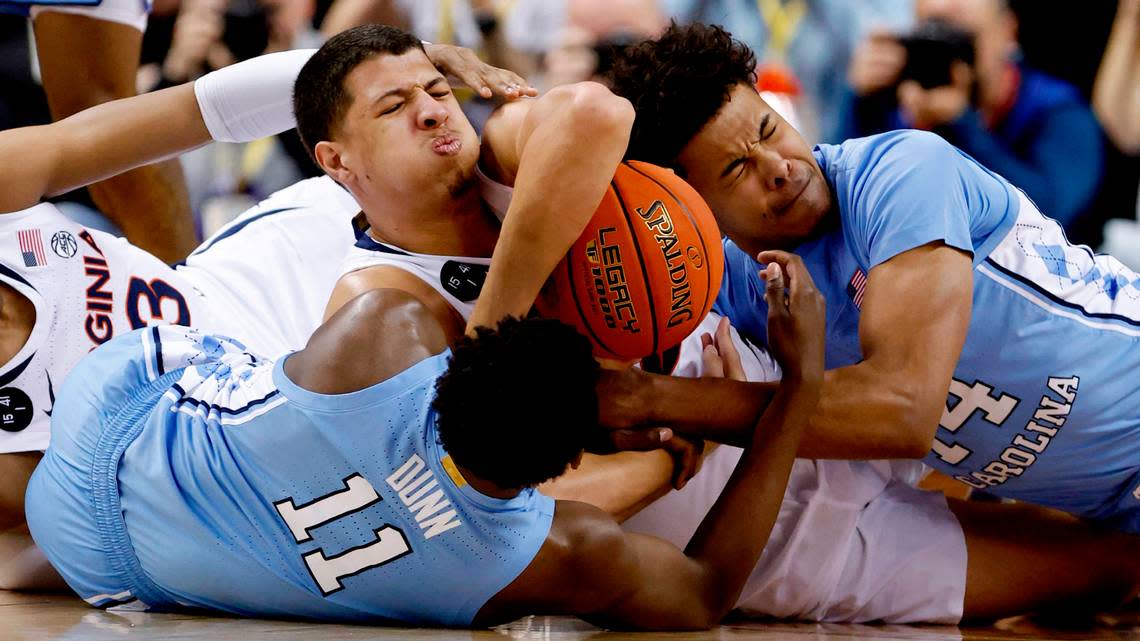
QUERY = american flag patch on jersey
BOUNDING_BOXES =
[847,268,867,309]
[18,229,46,267]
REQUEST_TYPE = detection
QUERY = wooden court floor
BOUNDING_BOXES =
[5,591,1140,641]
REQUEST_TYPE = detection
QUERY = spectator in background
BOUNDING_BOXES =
[1095,0,1140,154]
[157,0,314,85]
[544,0,666,88]
[0,0,197,262]
[841,0,1103,232]
[661,0,913,143]
[320,0,559,80]
[318,0,556,131]
[1094,0,1140,269]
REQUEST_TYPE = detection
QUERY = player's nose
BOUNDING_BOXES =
[754,149,792,192]
[415,93,449,130]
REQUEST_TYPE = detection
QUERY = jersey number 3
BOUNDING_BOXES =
[126,278,191,329]
[274,474,412,596]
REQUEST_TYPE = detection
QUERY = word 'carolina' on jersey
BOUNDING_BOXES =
[955,376,1080,489]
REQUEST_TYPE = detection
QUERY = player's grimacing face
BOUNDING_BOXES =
[336,50,480,199]
[675,84,831,255]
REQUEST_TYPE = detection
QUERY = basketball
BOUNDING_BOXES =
[536,161,724,362]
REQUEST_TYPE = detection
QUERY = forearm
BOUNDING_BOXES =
[468,84,634,330]
[0,49,308,214]
[639,374,775,448]
[682,380,817,620]
[540,451,674,522]
[798,362,937,459]
[0,84,209,213]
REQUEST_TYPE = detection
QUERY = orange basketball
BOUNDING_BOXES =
[536,161,724,362]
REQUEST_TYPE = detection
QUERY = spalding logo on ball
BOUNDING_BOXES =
[537,161,724,362]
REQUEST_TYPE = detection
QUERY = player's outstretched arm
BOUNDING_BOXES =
[0,43,532,216]
[479,262,825,630]
[467,82,635,332]
[0,48,313,214]
[0,83,206,215]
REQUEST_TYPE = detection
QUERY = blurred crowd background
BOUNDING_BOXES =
[2,0,1138,267]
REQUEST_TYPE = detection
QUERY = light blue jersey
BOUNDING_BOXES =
[715,130,1140,531]
[27,325,553,625]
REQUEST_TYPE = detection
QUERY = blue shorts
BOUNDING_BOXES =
[26,366,182,609]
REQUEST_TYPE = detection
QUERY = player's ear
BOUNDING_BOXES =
[314,141,353,184]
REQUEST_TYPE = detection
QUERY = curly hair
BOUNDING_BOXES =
[604,22,757,170]
[293,25,424,163]
[432,317,600,489]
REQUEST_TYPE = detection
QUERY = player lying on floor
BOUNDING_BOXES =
[4,32,1139,626]
[285,26,1140,623]
[0,42,534,589]
[26,256,823,628]
[604,22,1140,535]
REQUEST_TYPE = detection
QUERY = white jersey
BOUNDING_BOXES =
[178,176,360,357]
[0,203,207,452]
[0,176,361,453]
[339,224,491,322]
[332,165,523,321]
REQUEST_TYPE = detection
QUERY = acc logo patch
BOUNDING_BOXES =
[0,387,33,432]
[51,231,78,259]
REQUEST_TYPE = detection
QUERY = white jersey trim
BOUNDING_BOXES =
[981,191,1140,335]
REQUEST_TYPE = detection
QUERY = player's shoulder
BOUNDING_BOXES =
[822,131,965,214]
[828,130,956,174]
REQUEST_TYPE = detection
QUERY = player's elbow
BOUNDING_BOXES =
[680,572,738,629]
[555,82,635,139]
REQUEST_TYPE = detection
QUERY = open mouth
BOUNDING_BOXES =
[432,134,462,155]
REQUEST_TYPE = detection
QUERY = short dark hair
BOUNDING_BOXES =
[604,22,756,169]
[293,24,424,161]
[432,317,600,489]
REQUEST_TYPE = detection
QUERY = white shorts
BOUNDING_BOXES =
[624,451,965,623]
[624,313,968,624]
[30,0,150,32]
[176,176,361,358]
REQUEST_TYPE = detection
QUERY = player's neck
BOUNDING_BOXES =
[363,188,499,257]
[452,461,523,500]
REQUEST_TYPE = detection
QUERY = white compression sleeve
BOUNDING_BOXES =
[194,48,317,143]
